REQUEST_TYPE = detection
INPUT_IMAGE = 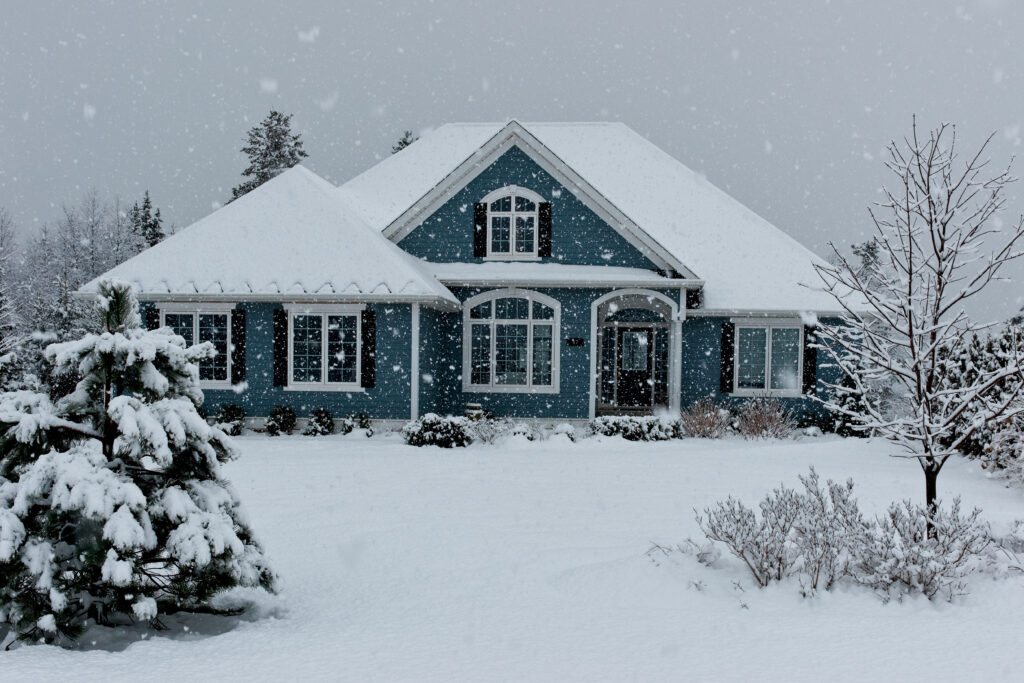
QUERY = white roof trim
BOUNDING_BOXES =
[380,121,696,279]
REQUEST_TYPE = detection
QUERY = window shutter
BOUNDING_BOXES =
[145,307,160,331]
[538,202,552,257]
[802,325,818,395]
[361,309,376,388]
[473,202,488,258]
[230,309,246,386]
[273,309,288,387]
[720,322,735,394]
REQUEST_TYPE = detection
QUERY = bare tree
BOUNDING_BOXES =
[0,209,19,354]
[814,119,1024,529]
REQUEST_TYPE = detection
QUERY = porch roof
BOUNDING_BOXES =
[427,262,701,289]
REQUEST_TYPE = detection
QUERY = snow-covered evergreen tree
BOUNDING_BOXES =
[231,111,308,201]
[391,130,418,154]
[0,280,275,643]
[128,192,165,248]
[0,209,20,358]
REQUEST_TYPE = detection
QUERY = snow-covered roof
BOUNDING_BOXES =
[80,166,458,306]
[338,122,839,313]
[428,262,697,289]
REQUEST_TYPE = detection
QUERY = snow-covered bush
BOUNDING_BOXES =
[852,499,990,601]
[402,413,473,448]
[303,408,335,436]
[215,403,246,436]
[551,423,577,443]
[696,467,990,600]
[0,280,276,643]
[265,405,296,436]
[334,413,373,437]
[589,415,683,441]
[735,398,795,439]
[679,398,729,438]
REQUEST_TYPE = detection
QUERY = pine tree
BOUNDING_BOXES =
[129,192,165,248]
[231,111,309,201]
[0,209,19,358]
[0,280,276,643]
[391,130,418,154]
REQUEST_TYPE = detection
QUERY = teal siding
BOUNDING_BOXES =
[194,302,413,420]
[397,146,659,269]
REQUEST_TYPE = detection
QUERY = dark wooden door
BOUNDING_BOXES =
[616,328,653,407]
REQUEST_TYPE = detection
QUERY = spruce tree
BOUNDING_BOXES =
[0,280,276,643]
[231,111,309,201]
[391,130,418,154]
[129,192,165,248]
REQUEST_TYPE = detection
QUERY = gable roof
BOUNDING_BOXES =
[79,166,458,306]
[338,122,838,313]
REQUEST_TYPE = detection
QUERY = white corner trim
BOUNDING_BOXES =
[411,303,420,420]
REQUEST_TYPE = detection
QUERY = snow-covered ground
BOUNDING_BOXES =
[6,433,1024,681]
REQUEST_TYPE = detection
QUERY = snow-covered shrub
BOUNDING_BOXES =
[589,415,683,441]
[215,403,246,436]
[735,398,795,439]
[679,398,729,438]
[551,423,577,443]
[852,499,990,601]
[0,280,276,643]
[303,407,335,436]
[265,405,296,436]
[332,413,373,437]
[402,413,473,448]
[792,469,869,594]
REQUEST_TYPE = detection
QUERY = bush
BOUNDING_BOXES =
[402,413,473,448]
[265,404,297,436]
[696,468,990,600]
[589,415,683,441]
[551,423,578,442]
[215,403,246,436]
[304,407,335,436]
[735,397,796,439]
[679,398,729,438]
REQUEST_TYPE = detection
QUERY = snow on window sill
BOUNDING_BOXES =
[284,383,366,393]
[462,383,559,395]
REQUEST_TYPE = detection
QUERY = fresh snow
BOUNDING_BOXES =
[340,121,839,313]
[78,166,456,305]
[5,434,1024,681]
[428,261,690,287]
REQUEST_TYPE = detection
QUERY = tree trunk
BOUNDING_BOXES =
[924,461,939,539]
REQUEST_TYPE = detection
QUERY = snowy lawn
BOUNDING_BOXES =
[6,433,1024,681]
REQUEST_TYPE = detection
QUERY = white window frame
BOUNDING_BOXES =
[158,303,236,390]
[462,288,561,394]
[283,303,365,392]
[481,185,544,261]
[731,318,803,398]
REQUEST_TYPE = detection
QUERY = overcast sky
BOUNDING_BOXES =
[3,0,1024,319]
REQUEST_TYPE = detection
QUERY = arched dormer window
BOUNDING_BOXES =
[462,289,560,393]
[473,186,551,260]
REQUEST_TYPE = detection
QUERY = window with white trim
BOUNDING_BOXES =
[160,309,232,386]
[287,306,362,390]
[483,187,543,259]
[734,323,802,395]
[464,290,559,392]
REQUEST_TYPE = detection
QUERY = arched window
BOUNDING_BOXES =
[481,186,544,259]
[463,289,560,392]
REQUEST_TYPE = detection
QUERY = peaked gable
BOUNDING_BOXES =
[397,146,659,269]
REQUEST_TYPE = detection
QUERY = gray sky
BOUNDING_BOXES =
[3,0,1024,319]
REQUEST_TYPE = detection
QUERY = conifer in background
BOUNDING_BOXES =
[231,111,308,201]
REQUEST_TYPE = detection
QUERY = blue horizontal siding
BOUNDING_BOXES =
[397,146,659,269]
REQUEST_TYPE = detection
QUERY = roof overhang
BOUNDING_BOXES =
[72,289,462,312]
[379,121,700,280]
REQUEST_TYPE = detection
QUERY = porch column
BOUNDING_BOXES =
[410,303,420,420]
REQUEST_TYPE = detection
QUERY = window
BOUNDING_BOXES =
[482,187,543,259]
[463,290,559,392]
[160,309,232,386]
[734,323,802,395]
[286,306,362,390]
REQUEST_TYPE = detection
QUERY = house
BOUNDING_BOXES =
[81,121,843,425]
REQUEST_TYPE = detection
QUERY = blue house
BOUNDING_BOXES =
[83,121,843,425]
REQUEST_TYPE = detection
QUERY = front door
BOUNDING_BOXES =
[616,327,653,407]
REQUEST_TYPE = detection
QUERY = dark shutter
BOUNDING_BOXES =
[145,306,160,330]
[720,322,735,394]
[473,202,488,258]
[686,289,702,310]
[802,325,818,395]
[230,309,246,386]
[538,202,552,257]
[272,309,288,387]
[361,309,376,388]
